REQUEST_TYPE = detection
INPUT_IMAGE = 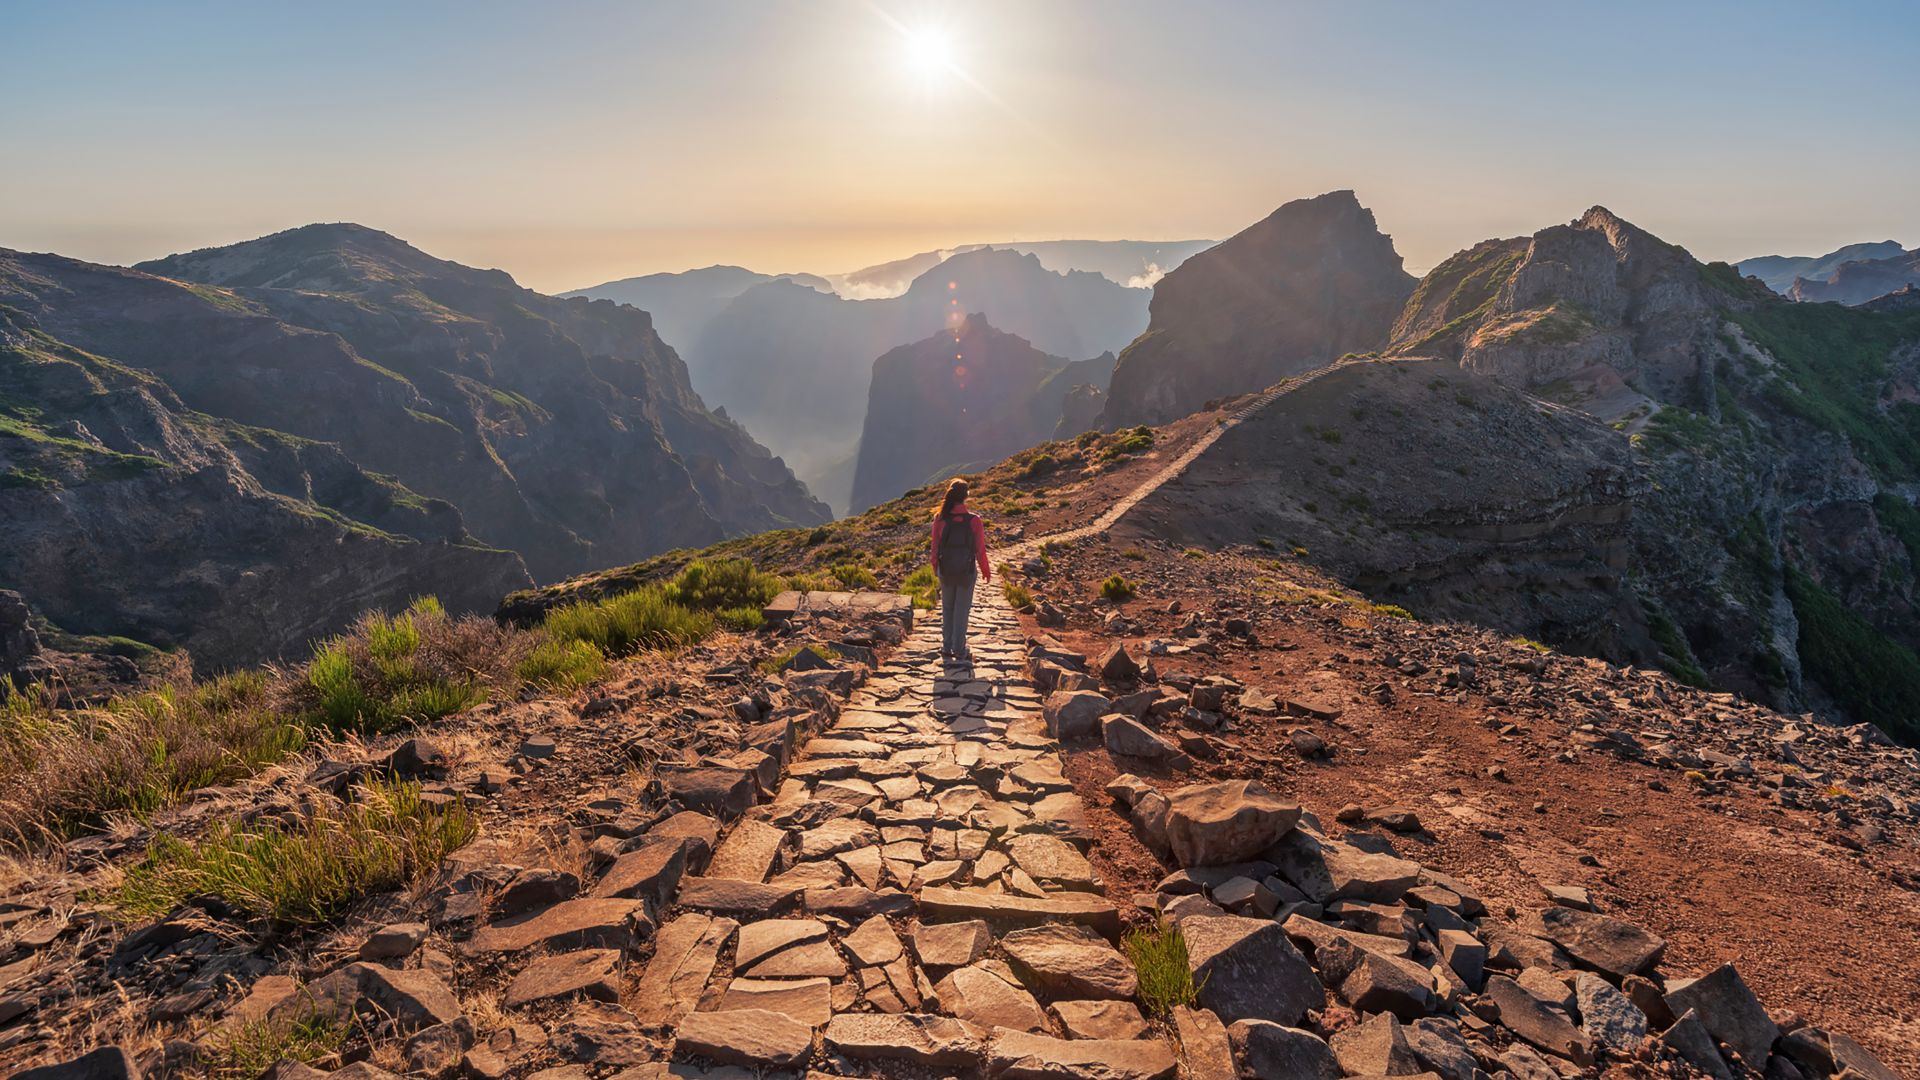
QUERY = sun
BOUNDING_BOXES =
[900,26,958,86]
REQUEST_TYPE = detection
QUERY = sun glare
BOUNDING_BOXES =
[900,26,959,89]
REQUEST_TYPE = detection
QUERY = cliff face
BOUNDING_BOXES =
[847,315,1111,511]
[1100,190,1416,427]
[119,224,828,580]
[0,303,528,668]
[1387,208,1920,731]
[691,247,1148,507]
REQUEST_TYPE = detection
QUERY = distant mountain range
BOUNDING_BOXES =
[1,225,825,666]
[1737,240,1916,305]
[676,248,1150,511]
[567,238,1207,510]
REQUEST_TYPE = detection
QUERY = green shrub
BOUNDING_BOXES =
[715,606,765,631]
[666,558,785,610]
[515,637,608,690]
[114,778,476,924]
[804,526,833,546]
[1124,918,1200,1017]
[544,586,714,659]
[1121,548,1146,561]
[900,566,938,609]
[1100,575,1137,603]
[830,563,878,588]
[1023,453,1057,478]
[1003,582,1033,608]
[302,598,498,736]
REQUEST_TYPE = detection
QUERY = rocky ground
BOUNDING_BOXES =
[7,364,1918,1080]
[1009,529,1920,1078]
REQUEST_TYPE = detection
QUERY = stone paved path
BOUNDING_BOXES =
[649,368,1350,1075]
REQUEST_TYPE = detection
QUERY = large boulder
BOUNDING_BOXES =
[1183,915,1322,1026]
[1663,964,1777,1069]
[1228,1021,1339,1080]
[1531,907,1665,978]
[1164,780,1300,868]
[1043,690,1111,739]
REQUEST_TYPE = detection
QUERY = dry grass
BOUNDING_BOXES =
[113,778,476,925]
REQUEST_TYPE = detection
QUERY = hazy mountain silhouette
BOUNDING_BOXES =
[1737,240,1905,295]
[563,265,831,357]
[690,247,1148,510]
[848,314,1113,512]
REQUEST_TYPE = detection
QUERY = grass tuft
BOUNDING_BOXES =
[204,1010,350,1080]
[515,636,608,690]
[1100,575,1137,603]
[1002,582,1033,608]
[114,777,475,925]
[1124,917,1201,1017]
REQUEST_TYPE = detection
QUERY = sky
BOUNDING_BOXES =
[2,0,1916,293]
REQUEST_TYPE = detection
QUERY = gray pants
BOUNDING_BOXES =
[939,573,976,656]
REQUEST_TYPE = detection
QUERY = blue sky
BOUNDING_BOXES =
[2,0,1914,291]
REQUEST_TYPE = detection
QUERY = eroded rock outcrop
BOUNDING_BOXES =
[1101,190,1415,427]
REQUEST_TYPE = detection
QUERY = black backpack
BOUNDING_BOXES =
[937,511,980,579]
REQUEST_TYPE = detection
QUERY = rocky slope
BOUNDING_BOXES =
[1100,191,1416,427]
[1789,247,1920,305]
[1736,241,1905,296]
[1383,207,1920,741]
[0,298,527,669]
[129,225,828,583]
[692,247,1148,509]
[1128,359,1649,657]
[847,315,1114,512]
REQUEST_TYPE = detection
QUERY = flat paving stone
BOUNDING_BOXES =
[713,977,833,1027]
[734,918,826,969]
[703,820,787,883]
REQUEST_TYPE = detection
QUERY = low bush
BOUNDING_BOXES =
[515,636,608,690]
[1002,582,1033,608]
[899,566,938,609]
[830,563,878,588]
[1100,575,1137,602]
[301,598,510,736]
[544,586,714,659]
[204,1011,349,1080]
[114,778,475,924]
[665,558,785,611]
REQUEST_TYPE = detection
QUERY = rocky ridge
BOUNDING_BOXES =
[1100,190,1416,428]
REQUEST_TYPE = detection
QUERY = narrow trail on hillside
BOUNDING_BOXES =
[999,361,1349,561]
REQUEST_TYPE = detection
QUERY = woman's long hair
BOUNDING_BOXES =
[935,477,969,519]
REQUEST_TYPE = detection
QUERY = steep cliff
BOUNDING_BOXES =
[1100,191,1416,427]
[847,315,1111,511]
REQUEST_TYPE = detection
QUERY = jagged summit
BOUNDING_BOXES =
[1099,190,1416,426]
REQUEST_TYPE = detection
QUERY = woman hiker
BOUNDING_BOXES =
[930,477,991,664]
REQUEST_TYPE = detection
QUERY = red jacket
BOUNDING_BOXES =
[930,505,991,580]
